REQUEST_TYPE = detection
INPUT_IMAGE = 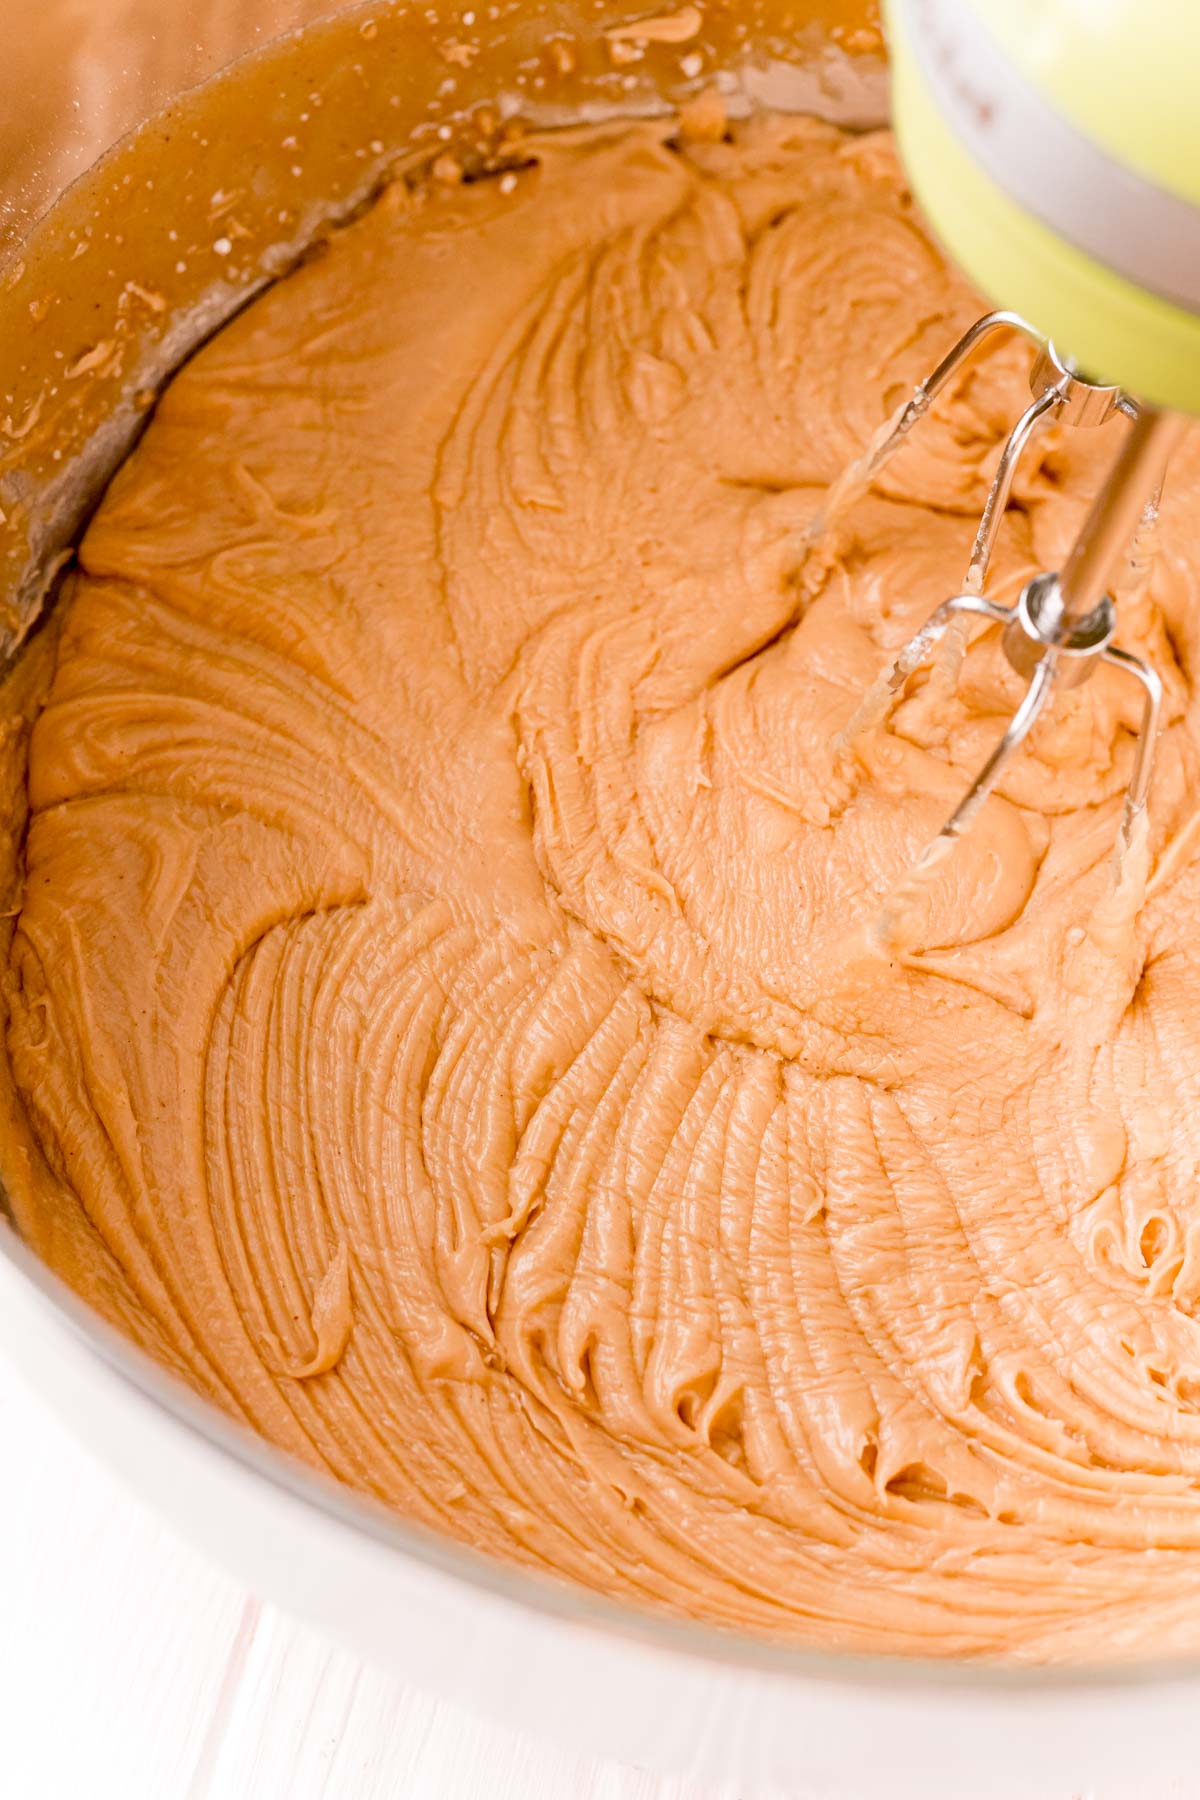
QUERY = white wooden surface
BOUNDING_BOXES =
[0,1355,731,1800]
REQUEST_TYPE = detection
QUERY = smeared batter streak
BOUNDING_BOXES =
[9,114,1200,1660]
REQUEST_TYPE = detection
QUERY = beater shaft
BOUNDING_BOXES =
[1057,407,1185,630]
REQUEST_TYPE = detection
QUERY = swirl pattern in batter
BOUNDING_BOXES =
[8,113,1200,1659]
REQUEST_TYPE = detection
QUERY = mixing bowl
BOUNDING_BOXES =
[1,5,1198,1793]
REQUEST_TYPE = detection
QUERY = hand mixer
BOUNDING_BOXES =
[836,0,1200,911]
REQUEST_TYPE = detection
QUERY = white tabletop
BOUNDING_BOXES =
[0,1357,728,1800]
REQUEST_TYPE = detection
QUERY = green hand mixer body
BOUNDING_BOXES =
[841,0,1200,916]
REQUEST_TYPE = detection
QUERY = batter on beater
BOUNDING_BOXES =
[6,111,1200,1660]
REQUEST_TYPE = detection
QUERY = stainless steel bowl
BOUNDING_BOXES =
[1,7,1197,1792]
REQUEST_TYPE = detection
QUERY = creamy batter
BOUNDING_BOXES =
[8,112,1200,1660]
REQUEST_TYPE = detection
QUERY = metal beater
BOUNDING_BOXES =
[830,308,1183,918]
